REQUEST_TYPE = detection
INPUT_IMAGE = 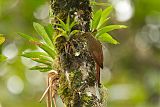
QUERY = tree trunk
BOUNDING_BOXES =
[50,0,106,106]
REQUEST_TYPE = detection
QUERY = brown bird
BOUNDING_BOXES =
[83,32,103,86]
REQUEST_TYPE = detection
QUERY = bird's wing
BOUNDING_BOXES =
[92,50,103,69]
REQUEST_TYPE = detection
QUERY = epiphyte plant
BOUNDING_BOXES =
[54,16,80,41]
[90,6,127,44]
[18,23,57,72]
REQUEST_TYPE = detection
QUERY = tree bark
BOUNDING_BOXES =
[50,0,106,106]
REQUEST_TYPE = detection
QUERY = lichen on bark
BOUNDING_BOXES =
[50,0,105,106]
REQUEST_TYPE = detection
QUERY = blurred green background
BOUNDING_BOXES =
[0,0,159,107]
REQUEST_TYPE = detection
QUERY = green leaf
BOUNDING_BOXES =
[39,43,57,59]
[66,15,70,32]
[97,6,113,29]
[53,34,66,43]
[96,17,110,29]
[0,54,7,62]
[55,28,68,39]
[56,17,67,31]
[30,65,52,72]
[17,32,39,41]
[44,24,54,41]
[0,35,5,45]
[96,25,127,37]
[33,22,54,48]
[90,1,109,6]
[31,58,52,66]
[70,30,80,36]
[97,33,119,44]
[91,9,102,30]
[56,28,66,33]
[22,52,53,65]
[70,21,77,30]
[22,52,49,58]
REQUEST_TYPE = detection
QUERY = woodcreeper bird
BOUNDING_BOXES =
[83,32,103,86]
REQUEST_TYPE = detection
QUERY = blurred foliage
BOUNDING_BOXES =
[0,35,5,45]
[0,35,7,62]
[0,0,160,107]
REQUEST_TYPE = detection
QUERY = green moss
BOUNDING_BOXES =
[81,93,94,106]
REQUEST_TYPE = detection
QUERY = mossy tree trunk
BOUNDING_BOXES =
[50,0,104,106]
